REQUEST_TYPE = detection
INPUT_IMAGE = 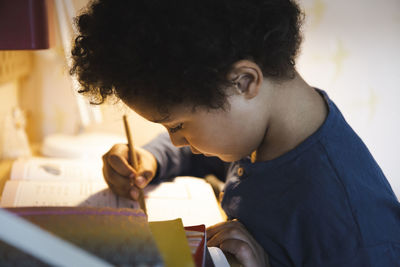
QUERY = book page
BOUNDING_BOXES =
[10,157,103,182]
[1,176,225,227]
[145,177,225,227]
[1,180,138,209]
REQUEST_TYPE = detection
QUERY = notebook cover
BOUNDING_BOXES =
[0,206,163,266]
[149,219,195,267]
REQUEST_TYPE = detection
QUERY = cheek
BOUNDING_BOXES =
[188,120,249,154]
[187,125,226,149]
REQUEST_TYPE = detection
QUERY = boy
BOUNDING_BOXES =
[71,0,400,266]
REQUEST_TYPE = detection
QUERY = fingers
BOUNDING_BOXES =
[105,144,135,176]
[207,220,267,267]
[218,239,259,267]
[207,220,251,248]
[102,144,137,198]
[207,220,247,241]
[129,185,140,200]
[102,144,157,200]
[133,147,158,189]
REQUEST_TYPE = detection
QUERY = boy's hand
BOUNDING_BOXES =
[207,220,270,267]
[102,144,158,200]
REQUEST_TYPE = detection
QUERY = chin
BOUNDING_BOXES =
[202,151,246,162]
[216,154,242,163]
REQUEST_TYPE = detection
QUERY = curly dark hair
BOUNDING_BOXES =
[70,0,303,112]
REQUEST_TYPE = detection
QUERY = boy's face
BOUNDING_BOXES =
[125,93,268,162]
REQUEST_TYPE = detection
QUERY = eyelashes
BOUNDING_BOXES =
[168,123,183,133]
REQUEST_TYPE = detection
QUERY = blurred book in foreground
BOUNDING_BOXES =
[0,157,230,266]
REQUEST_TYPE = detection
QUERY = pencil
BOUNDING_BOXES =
[123,115,147,215]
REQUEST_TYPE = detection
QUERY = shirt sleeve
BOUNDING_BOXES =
[142,132,229,183]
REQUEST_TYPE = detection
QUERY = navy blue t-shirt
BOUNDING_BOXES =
[144,90,400,266]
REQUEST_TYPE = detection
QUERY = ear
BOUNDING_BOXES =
[227,60,263,99]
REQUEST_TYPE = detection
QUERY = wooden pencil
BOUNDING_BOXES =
[123,115,147,215]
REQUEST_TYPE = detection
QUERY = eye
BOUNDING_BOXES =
[168,123,183,133]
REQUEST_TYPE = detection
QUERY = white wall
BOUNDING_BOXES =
[25,0,400,197]
[297,0,400,197]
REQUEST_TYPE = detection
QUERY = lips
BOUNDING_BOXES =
[190,146,202,154]
[190,146,213,157]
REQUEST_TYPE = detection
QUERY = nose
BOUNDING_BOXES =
[169,132,189,147]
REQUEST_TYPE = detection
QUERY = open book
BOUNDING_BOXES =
[0,157,231,266]
[1,157,225,227]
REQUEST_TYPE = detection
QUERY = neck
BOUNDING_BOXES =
[255,73,328,162]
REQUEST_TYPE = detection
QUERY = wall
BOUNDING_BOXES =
[18,0,165,148]
[0,51,33,159]
[18,0,400,196]
[297,0,400,196]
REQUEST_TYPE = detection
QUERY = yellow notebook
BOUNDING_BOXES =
[149,218,195,267]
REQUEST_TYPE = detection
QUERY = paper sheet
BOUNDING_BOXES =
[10,157,103,182]
[208,247,230,267]
[145,177,225,227]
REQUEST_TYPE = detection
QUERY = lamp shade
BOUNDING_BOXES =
[0,0,49,50]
